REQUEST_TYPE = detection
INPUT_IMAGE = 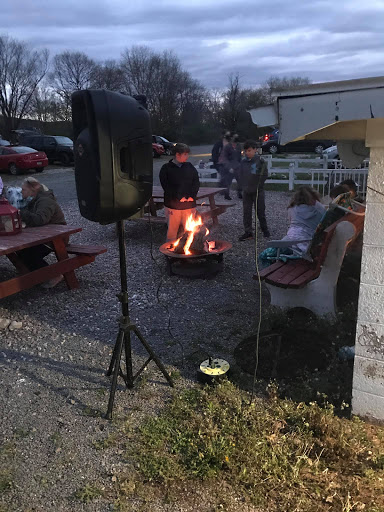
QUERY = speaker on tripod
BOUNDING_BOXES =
[72,90,173,419]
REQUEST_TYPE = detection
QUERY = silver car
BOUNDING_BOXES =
[322,145,339,160]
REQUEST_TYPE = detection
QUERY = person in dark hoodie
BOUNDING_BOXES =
[17,177,67,288]
[238,140,270,240]
[159,143,200,242]
[211,130,231,175]
[221,133,242,199]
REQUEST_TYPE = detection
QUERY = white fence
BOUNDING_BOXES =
[197,156,369,197]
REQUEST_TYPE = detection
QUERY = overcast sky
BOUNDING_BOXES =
[2,0,384,89]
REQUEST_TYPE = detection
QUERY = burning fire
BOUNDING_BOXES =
[172,213,210,255]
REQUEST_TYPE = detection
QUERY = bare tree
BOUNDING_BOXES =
[221,73,247,131]
[29,83,64,125]
[0,35,49,137]
[90,60,126,91]
[120,45,155,98]
[264,75,311,102]
[51,51,96,120]
[120,46,207,139]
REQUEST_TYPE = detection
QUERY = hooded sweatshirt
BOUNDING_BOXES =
[20,187,66,227]
[159,159,200,210]
[283,201,325,254]
[238,155,268,193]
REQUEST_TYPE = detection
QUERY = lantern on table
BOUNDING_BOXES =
[0,198,22,235]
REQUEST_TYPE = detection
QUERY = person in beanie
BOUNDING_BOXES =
[159,143,200,242]
[17,177,67,288]
[238,140,270,240]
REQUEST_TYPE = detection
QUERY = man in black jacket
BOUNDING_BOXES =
[159,143,200,241]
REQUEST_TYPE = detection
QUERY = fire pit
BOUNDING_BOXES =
[159,213,232,277]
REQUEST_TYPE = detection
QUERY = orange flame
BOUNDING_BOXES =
[172,213,211,255]
[184,214,202,255]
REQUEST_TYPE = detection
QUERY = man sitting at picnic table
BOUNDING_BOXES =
[159,143,200,242]
[17,177,67,289]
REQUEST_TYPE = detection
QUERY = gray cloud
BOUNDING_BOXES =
[1,0,384,88]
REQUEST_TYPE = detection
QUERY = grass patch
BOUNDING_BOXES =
[0,442,16,497]
[74,483,104,503]
[0,469,14,493]
[113,381,384,511]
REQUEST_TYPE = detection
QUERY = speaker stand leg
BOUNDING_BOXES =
[105,220,173,420]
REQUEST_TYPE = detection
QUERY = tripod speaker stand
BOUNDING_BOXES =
[106,220,174,419]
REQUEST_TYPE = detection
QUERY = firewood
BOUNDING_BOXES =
[173,231,191,254]
[189,226,209,254]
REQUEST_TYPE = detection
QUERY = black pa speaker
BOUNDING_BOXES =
[71,90,153,224]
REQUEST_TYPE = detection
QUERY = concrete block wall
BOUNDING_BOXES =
[352,144,384,421]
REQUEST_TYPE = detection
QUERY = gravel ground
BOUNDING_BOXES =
[0,190,290,512]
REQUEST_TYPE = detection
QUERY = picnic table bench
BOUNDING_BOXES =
[256,208,365,317]
[141,186,232,225]
[0,224,107,299]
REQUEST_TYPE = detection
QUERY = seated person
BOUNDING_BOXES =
[259,186,325,266]
[339,179,365,203]
[310,185,355,258]
[16,177,67,288]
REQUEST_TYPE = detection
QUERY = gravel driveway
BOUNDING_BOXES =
[0,186,290,511]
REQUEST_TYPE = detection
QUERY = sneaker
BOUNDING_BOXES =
[239,232,253,241]
[263,230,271,238]
[41,274,64,289]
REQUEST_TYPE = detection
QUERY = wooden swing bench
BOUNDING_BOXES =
[256,205,365,317]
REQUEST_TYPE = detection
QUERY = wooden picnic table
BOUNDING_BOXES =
[0,224,107,299]
[146,186,229,225]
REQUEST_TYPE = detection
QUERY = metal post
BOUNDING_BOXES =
[288,163,295,191]
[105,220,173,420]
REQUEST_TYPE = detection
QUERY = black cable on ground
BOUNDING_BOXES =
[249,185,262,404]
[147,210,185,366]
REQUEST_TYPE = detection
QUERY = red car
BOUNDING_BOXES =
[152,142,165,158]
[0,146,48,175]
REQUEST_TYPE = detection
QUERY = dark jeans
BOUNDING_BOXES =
[217,165,241,197]
[243,189,268,234]
[17,244,52,271]
[234,169,242,195]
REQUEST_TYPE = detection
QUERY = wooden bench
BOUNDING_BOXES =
[137,186,231,226]
[255,210,365,317]
[0,226,108,299]
[66,244,107,257]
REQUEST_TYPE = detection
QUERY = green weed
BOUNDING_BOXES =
[0,470,14,494]
[122,381,384,510]
[74,483,103,503]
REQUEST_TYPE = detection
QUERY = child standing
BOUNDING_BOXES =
[238,140,270,240]
[159,143,200,242]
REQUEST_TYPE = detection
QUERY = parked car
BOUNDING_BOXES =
[322,145,369,169]
[0,146,48,175]
[152,142,165,158]
[152,135,176,156]
[322,145,339,160]
[262,128,334,155]
[18,134,74,165]
[0,139,10,146]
